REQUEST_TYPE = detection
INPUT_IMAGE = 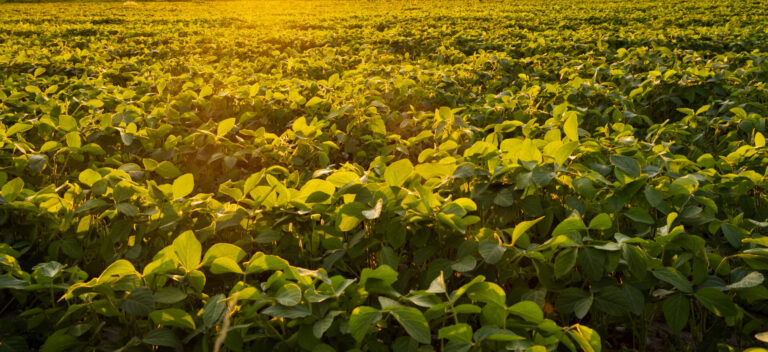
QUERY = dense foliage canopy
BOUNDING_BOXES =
[2,0,768,351]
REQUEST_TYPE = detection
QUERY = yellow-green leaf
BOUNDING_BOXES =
[384,159,413,187]
[173,231,201,271]
[563,111,579,141]
[172,173,194,199]
[78,169,101,187]
[217,118,236,137]
[150,308,196,330]
[98,259,137,284]
[209,257,243,275]
[506,216,544,246]
[202,243,246,266]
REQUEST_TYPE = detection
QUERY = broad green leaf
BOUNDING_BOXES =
[6,123,32,136]
[173,231,201,271]
[481,303,507,327]
[33,261,64,278]
[40,330,79,352]
[622,284,645,315]
[494,188,515,207]
[326,171,359,187]
[721,223,746,249]
[466,282,506,306]
[478,241,505,264]
[78,169,101,187]
[121,287,153,316]
[553,141,579,165]
[568,324,601,352]
[0,275,28,289]
[653,267,692,293]
[670,175,698,196]
[451,275,486,303]
[694,288,738,317]
[506,216,544,246]
[188,270,206,292]
[262,304,311,319]
[246,252,289,274]
[313,311,343,339]
[202,294,227,328]
[427,272,447,294]
[610,155,641,177]
[143,329,182,350]
[438,323,473,344]
[233,287,262,301]
[81,143,106,155]
[588,213,612,230]
[563,112,579,141]
[557,288,592,319]
[623,245,647,280]
[296,179,335,204]
[475,327,524,342]
[40,141,60,153]
[378,296,400,309]
[65,131,81,148]
[155,161,182,179]
[594,286,629,316]
[389,306,431,344]
[202,243,246,266]
[210,257,243,274]
[349,306,381,342]
[87,99,104,108]
[454,304,481,314]
[276,283,302,306]
[172,173,194,199]
[384,159,414,187]
[578,247,605,280]
[451,256,477,272]
[142,247,177,277]
[552,217,586,236]
[360,265,398,287]
[116,202,139,216]
[756,132,766,148]
[508,301,543,323]
[217,118,236,137]
[28,154,46,174]
[58,115,77,132]
[98,259,137,284]
[531,166,555,186]
[726,272,764,290]
[243,173,261,194]
[625,207,654,225]
[663,294,689,333]
[454,198,477,212]
[408,292,441,308]
[742,237,768,247]
[150,308,196,330]
[306,96,324,107]
[554,247,578,278]
[338,201,366,232]
[1,177,24,201]
[154,288,187,304]
[414,162,455,179]
[573,177,597,198]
